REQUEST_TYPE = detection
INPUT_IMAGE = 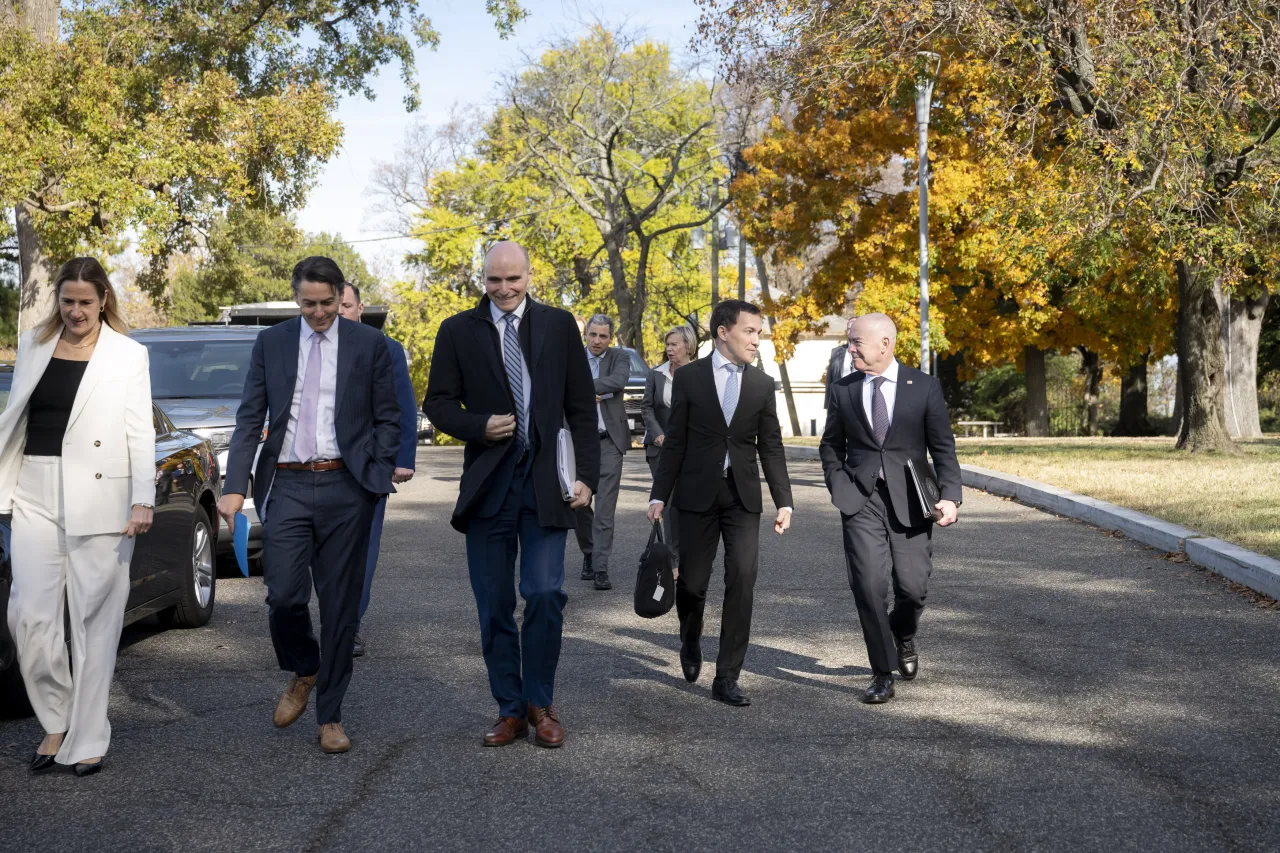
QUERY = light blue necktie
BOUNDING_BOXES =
[502,314,527,451]
[721,363,738,473]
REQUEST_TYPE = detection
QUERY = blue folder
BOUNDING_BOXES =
[233,511,250,577]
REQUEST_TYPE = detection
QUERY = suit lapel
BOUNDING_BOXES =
[65,325,116,431]
[528,298,549,373]
[848,373,875,439]
[696,357,723,431]
[470,296,508,395]
[882,366,910,445]
[334,317,354,418]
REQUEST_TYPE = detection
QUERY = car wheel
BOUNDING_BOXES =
[162,506,216,629]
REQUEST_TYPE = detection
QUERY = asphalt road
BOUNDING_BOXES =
[1,448,1278,852]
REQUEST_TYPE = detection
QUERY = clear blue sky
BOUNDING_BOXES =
[295,0,707,275]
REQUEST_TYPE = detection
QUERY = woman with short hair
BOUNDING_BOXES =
[0,257,155,776]
[641,324,697,562]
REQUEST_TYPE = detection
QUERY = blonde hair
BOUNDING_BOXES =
[663,324,697,361]
[37,257,129,343]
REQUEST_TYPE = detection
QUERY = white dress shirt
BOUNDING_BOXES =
[861,357,900,431]
[282,319,341,462]
[490,297,533,438]
[657,361,674,408]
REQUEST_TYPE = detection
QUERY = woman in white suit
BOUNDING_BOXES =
[0,257,155,776]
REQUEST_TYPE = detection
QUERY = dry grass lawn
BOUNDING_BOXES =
[785,435,1280,559]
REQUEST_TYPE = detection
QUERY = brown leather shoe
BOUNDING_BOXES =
[318,723,351,754]
[527,704,564,748]
[482,715,529,747]
[272,674,317,728]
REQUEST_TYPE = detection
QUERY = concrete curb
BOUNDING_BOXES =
[781,444,1280,601]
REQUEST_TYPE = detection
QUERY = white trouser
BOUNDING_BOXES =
[6,455,134,765]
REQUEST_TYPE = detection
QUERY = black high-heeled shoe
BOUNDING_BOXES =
[73,759,103,777]
[29,752,57,772]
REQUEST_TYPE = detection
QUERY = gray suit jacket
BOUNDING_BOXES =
[641,365,673,461]
[590,346,631,454]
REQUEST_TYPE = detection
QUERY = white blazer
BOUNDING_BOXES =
[0,324,156,536]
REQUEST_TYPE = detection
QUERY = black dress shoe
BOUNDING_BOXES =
[896,639,918,680]
[580,554,594,581]
[593,570,612,590]
[29,752,57,772]
[679,641,702,683]
[73,760,103,777]
[352,633,365,658]
[863,672,896,704]
[712,678,751,707]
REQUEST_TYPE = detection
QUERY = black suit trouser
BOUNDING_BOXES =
[262,468,378,724]
[842,479,933,674]
[676,474,759,680]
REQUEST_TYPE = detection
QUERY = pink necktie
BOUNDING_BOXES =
[292,331,325,461]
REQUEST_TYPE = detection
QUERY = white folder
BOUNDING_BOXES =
[556,426,576,501]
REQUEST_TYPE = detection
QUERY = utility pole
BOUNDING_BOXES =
[915,52,941,374]
[737,224,747,301]
[709,178,720,308]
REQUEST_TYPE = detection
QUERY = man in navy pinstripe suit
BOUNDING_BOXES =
[219,256,400,754]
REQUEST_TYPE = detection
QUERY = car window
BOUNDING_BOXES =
[627,350,648,375]
[141,339,255,399]
[153,405,166,436]
[0,370,11,413]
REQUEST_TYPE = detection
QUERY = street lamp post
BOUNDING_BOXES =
[915,52,941,375]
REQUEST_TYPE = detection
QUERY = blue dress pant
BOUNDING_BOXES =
[464,462,568,718]
[357,494,388,626]
[262,468,377,725]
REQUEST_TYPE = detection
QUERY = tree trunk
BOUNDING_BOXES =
[627,238,652,362]
[9,0,60,334]
[1166,358,1183,436]
[1222,288,1268,439]
[1175,260,1238,452]
[1024,345,1049,437]
[1116,351,1152,436]
[604,238,635,348]
[572,255,594,299]
[755,254,802,436]
[1078,346,1101,436]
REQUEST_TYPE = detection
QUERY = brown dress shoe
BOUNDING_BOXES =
[318,723,351,754]
[483,715,529,747]
[273,674,317,728]
[527,704,564,749]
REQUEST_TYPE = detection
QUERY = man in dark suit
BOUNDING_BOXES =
[573,314,631,591]
[424,241,598,749]
[824,317,856,410]
[819,312,962,705]
[336,281,418,658]
[218,257,400,754]
[648,299,793,707]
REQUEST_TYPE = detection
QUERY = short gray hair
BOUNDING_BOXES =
[585,313,615,336]
[663,324,697,357]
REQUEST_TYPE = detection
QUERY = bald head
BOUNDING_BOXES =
[484,240,531,313]
[849,312,897,375]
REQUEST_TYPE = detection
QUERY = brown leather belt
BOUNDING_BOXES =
[277,459,345,472]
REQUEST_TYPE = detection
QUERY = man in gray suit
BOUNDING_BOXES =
[825,317,857,410]
[574,314,631,590]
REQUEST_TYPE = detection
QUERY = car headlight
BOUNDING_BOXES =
[192,427,234,452]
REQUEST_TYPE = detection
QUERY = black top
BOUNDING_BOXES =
[25,357,89,457]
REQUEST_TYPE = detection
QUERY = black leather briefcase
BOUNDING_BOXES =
[633,522,675,618]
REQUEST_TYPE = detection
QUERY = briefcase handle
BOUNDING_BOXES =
[648,520,664,546]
